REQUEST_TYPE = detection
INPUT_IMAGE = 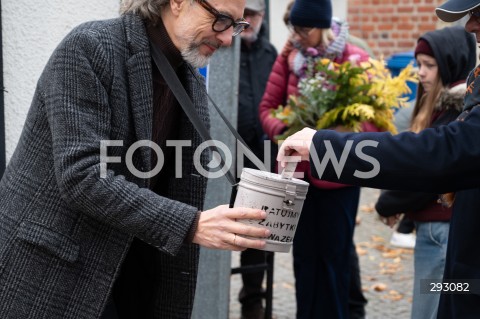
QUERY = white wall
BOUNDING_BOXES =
[268,0,291,52]
[269,0,347,52]
[2,0,120,162]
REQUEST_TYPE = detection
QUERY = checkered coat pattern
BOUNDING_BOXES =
[0,13,209,318]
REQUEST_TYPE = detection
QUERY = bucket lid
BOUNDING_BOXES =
[240,168,309,193]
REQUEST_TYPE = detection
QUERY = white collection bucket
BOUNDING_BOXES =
[233,168,309,253]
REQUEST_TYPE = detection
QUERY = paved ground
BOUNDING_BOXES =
[229,187,414,319]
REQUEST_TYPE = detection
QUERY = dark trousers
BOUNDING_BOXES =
[100,239,159,319]
[101,297,119,319]
[349,245,368,319]
[293,186,360,319]
[397,215,415,234]
[238,249,266,308]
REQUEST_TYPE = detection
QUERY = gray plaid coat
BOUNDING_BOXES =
[0,13,209,318]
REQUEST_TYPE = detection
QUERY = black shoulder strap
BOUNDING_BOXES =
[186,64,249,149]
[149,42,242,185]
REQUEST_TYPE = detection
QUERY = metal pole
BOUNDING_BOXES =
[191,37,241,319]
[0,0,6,178]
[265,0,270,34]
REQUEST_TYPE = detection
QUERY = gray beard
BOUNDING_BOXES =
[181,42,212,68]
[241,32,258,44]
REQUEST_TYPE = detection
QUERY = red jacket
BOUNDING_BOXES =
[259,40,375,189]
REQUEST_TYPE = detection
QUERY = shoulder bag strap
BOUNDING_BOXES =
[149,41,245,186]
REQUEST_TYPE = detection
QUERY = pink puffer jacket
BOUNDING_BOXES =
[259,40,378,189]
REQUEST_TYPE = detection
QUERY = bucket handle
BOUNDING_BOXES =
[280,162,298,180]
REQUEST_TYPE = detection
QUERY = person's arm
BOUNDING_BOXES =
[375,190,437,217]
[308,114,480,193]
[46,28,268,254]
[278,107,480,193]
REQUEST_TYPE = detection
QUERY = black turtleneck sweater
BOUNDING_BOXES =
[146,20,183,195]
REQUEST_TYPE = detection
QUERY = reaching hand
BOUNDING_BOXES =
[379,214,401,228]
[193,205,270,251]
[277,128,316,168]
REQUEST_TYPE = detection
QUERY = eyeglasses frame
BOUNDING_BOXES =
[287,23,314,39]
[195,0,250,36]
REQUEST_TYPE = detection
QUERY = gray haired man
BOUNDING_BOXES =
[0,0,270,318]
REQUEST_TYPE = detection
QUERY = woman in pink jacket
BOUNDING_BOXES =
[259,0,374,318]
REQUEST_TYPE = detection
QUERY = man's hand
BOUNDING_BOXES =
[193,205,270,251]
[277,127,316,168]
[378,214,401,228]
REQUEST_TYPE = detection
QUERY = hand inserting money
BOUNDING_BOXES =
[277,128,317,168]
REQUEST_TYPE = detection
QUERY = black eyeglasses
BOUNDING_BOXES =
[196,0,250,36]
[287,23,313,38]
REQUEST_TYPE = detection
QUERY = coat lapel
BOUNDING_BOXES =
[124,14,153,173]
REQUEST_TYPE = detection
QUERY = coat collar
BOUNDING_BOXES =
[120,13,209,179]
[123,13,154,171]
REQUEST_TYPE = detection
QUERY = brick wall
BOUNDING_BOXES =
[348,0,445,59]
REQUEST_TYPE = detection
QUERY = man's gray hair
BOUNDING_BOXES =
[121,0,193,24]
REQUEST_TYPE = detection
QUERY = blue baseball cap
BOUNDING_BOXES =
[436,0,480,22]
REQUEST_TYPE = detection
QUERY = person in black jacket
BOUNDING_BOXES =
[375,26,476,319]
[277,1,480,317]
[236,0,277,318]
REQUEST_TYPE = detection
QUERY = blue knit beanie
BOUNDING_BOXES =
[289,0,332,28]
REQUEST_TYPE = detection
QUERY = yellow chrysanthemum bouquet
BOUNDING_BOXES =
[272,57,417,140]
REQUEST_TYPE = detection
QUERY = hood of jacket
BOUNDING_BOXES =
[434,83,466,113]
[420,26,476,86]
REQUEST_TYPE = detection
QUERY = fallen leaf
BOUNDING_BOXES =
[363,275,377,282]
[400,248,414,255]
[380,268,399,275]
[360,204,375,213]
[383,290,404,301]
[371,235,385,243]
[374,244,389,252]
[282,283,294,290]
[382,250,403,258]
[386,263,402,270]
[371,283,387,292]
[356,247,368,256]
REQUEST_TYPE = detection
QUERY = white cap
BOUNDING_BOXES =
[245,0,266,12]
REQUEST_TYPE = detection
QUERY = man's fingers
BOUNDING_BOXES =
[226,208,270,237]
[232,222,270,238]
[277,143,288,164]
[194,206,271,251]
[222,231,266,251]
[278,148,297,168]
[227,207,267,220]
[231,235,267,250]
